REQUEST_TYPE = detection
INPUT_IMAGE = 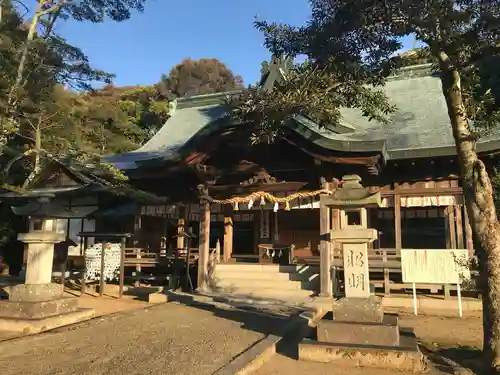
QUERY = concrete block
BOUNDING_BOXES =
[317,314,399,346]
[148,293,168,304]
[332,296,383,323]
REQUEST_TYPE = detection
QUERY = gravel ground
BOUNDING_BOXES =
[256,311,483,375]
[0,302,284,375]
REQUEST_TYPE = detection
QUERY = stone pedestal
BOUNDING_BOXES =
[317,296,400,346]
[0,230,94,334]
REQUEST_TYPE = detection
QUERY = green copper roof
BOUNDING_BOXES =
[106,62,500,171]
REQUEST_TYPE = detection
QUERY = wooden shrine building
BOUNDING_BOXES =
[102,57,500,296]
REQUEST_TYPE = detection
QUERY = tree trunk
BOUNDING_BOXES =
[440,65,500,372]
[22,122,42,189]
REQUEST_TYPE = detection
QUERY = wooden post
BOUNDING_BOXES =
[119,237,126,299]
[449,205,457,249]
[394,184,402,250]
[273,211,279,242]
[319,179,332,297]
[99,242,106,297]
[223,215,233,262]
[197,192,210,291]
[383,249,390,295]
[443,205,456,299]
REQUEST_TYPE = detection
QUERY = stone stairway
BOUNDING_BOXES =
[212,263,320,305]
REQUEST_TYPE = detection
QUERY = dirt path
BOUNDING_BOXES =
[0,302,284,375]
[256,311,483,375]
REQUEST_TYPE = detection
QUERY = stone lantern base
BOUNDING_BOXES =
[298,296,424,372]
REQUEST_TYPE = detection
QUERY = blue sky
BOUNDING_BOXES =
[53,0,418,87]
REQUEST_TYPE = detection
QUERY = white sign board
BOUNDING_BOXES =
[401,249,470,284]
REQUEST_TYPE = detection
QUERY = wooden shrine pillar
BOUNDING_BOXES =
[319,179,332,297]
[444,205,457,250]
[273,211,279,243]
[197,188,211,291]
[223,206,233,262]
[394,184,402,250]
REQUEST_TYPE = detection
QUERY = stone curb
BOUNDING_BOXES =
[212,307,326,375]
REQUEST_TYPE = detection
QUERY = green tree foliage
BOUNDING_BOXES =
[0,0,148,190]
[233,0,500,371]
[77,84,169,154]
[159,58,244,98]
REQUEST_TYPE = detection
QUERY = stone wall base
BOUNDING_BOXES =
[0,297,79,320]
[0,308,95,334]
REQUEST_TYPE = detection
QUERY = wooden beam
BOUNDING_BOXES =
[381,186,463,197]
[208,181,308,197]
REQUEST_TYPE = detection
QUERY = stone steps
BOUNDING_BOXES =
[216,278,315,291]
[213,264,319,303]
[217,264,319,273]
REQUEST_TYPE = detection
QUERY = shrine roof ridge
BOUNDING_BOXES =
[104,59,500,171]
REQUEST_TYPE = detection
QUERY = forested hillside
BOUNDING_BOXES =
[0,0,242,190]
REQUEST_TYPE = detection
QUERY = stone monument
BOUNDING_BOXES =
[299,175,423,372]
[0,219,94,334]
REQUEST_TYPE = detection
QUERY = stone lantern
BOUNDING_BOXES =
[300,175,423,371]
[325,175,381,298]
[0,217,94,333]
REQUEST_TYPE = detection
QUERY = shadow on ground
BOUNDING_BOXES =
[421,344,482,374]
[123,286,163,301]
[167,291,296,337]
